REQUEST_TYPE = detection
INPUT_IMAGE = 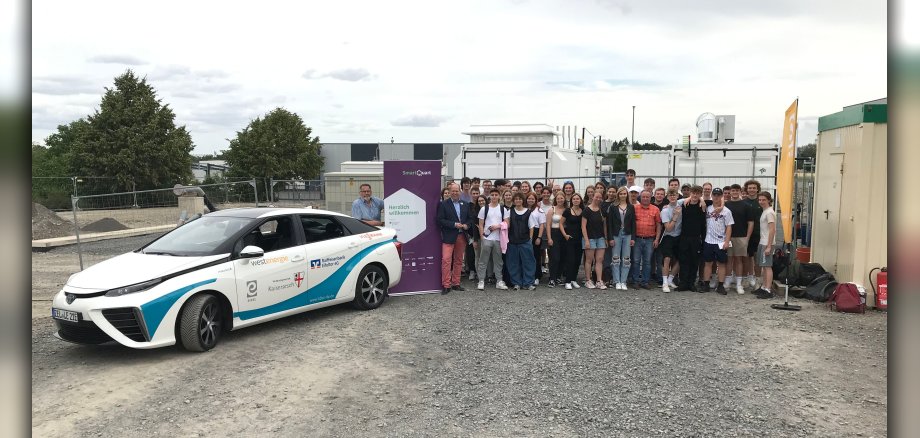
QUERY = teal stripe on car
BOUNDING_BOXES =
[141,278,217,338]
[233,240,393,321]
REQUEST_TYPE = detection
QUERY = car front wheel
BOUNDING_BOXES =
[179,294,222,352]
[352,265,388,310]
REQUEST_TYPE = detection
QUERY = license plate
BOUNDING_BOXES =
[51,308,81,323]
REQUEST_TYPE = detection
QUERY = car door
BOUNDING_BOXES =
[299,214,363,304]
[233,215,308,319]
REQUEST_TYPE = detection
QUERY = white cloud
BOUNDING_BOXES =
[87,54,147,65]
[30,0,886,153]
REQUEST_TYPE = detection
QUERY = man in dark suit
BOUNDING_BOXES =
[437,182,474,294]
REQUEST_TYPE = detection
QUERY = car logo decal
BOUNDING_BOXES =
[310,259,321,269]
[66,293,76,304]
[246,280,258,297]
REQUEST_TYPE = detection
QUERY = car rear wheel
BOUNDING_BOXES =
[352,265,388,310]
[179,294,222,352]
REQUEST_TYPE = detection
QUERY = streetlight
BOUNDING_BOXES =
[631,105,636,148]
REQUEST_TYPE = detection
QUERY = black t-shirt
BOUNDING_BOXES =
[680,200,707,238]
[745,197,762,236]
[582,206,606,239]
[562,208,583,238]
[704,199,713,207]
[725,199,753,237]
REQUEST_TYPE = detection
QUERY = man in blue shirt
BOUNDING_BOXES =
[351,184,384,227]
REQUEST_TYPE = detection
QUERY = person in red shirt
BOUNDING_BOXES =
[632,190,661,289]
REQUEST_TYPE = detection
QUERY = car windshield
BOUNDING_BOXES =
[142,216,254,256]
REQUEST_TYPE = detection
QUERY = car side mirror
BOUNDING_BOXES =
[239,245,264,259]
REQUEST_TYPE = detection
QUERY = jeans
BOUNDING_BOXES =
[441,235,467,288]
[633,237,654,285]
[506,242,536,287]
[610,230,632,284]
[477,239,504,282]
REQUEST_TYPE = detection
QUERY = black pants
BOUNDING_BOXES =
[548,228,565,281]
[563,234,583,283]
[464,240,475,274]
[532,228,544,281]
[677,235,702,289]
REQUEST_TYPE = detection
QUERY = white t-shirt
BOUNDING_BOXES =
[529,206,547,229]
[478,203,510,241]
[759,207,776,246]
[704,204,735,245]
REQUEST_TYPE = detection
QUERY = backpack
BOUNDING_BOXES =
[827,283,866,313]
[481,204,506,237]
[802,277,837,302]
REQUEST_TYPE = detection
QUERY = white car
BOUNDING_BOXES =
[51,208,402,351]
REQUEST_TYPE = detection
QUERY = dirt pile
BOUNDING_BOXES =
[32,203,75,240]
[81,217,129,233]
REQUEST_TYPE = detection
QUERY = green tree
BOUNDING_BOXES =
[71,70,194,190]
[797,143,816,169]
[224,108,323,180]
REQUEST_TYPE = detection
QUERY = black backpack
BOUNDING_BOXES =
[481,204,506,238]
[802,273,838,302]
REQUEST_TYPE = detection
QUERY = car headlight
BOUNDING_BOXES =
[104,278,162,297]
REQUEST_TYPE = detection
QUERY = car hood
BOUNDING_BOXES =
[65,252,229,293]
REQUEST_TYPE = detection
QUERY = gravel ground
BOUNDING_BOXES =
[32,237,888,437]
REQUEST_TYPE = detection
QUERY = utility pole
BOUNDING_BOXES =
[631,105,636,148]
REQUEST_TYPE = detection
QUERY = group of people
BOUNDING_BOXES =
[350,172,778,299]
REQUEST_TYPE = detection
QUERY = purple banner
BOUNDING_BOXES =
[383,160,442,295]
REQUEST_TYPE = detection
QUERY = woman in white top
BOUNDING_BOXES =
[526,192,546,285]
[545,192,568,287]
[754,191,777,298]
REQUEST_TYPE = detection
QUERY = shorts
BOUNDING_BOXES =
[659,235,678,259]
[728,237,748,257]
[703,243,728,263]
[585,237,607,249]
[756,244,773,267]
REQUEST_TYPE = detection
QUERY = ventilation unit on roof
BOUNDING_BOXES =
[696,113,735,143]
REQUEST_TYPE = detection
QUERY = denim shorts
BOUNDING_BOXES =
[585,237,607,249]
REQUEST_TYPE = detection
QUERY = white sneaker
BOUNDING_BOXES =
[477,281,485,290]
[565,282,573,290]
[621,282,628,290]
[668,280,679,289]
[662,284,670,293]
[725,275,735,287]
[586,280,596,289]
[748,276,757,288]
[572,281,581,289]
[496,281,508,290]
[534,279,539,286]
[737,283,745,294]
[597,282,607,290]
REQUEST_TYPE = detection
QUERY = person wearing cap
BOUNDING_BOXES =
[626,185,643,286]
[700,187,734,295]
[658,188,682,292]
[680,183,691,200]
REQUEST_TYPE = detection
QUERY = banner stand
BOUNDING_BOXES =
[383,160,443,296]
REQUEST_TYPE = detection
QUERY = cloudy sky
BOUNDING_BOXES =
[30,0,887,154]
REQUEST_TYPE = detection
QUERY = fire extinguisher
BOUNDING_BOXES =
[869,267,887,310]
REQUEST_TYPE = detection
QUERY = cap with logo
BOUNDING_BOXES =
[712,188,724,195]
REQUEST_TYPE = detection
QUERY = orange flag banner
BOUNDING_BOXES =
[777,99,798,243]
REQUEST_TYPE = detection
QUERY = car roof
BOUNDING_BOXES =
[207,207,348,219]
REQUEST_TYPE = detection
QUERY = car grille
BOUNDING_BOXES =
[55,319,114,344]
[101,308,149,342]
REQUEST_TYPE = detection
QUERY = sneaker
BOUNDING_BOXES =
[542,267,549,273]
[585,280,596,289]
[512,285,520,291]
[748,276,757,288]
[469,271,477,281]
[565,282,573,290]
[571,281,581,289]
[452,285,465,291]
[725,275,734,287]
[477,281,485,290]
[700,283,711,293]
[547,280,556,288]
[496,281,508,290]
[597,282,607,290]
[668,280,679,289]
[640,283,650,289]
[534,279,540,286]
[662,284,670,293]
[527,285,537,291]
[717,284,727,295]
[756,290,774,299]
[736,283,744,295]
